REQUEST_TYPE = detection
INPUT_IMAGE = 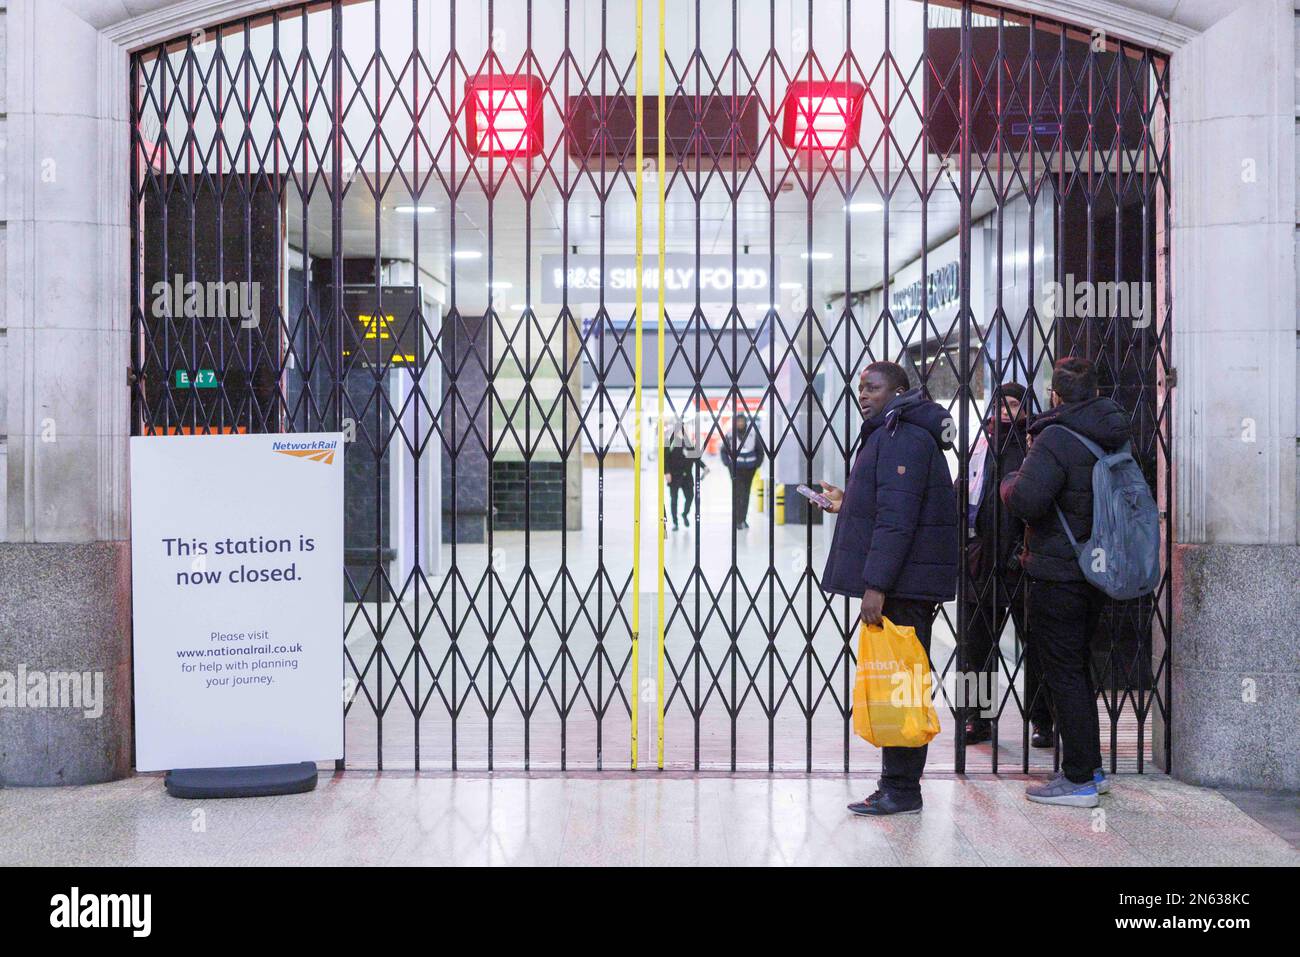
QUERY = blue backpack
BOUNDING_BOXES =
[1048,426,1161,601]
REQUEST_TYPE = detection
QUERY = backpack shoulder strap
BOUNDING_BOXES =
[1042,425,1099,556]
[1054,502,1083,555]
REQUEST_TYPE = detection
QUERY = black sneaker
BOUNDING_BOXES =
[849,791,922,816]
[846,790,884,815]
[965,717,992,744]
[1031,722,1054,749]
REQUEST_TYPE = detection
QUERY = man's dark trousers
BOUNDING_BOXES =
[1025,576,1104,783]
[878,596,937,798]
[669,479,694,524]
[731,468,755,527]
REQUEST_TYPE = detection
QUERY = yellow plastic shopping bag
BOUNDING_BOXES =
[852,616,941,748]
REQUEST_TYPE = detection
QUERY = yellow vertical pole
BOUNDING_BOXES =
[655,0,667,770]
[630,0,644,770]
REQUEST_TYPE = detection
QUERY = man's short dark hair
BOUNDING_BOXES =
[1051,356,1097,404]
[865,361,910,393]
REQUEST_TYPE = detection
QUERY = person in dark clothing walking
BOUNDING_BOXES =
[720,413,764,530]
[1000,356,1132,808]
[816,362,959,816]
[958,381,1052,747]
[663,420,705,529]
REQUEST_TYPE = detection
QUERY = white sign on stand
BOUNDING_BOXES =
[130,433,344,772]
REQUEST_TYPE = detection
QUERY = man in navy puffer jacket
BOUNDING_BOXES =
[818,361,959,816]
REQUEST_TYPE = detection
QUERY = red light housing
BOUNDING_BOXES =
[465,74,545,158]
[780,81,867,152]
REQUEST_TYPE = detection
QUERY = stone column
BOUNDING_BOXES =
[0,0,133,785]
[1168,0,1299,789]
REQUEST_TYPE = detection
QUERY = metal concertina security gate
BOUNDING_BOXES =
[129,0,1173,773]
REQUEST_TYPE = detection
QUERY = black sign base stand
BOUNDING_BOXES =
[164,762,318,799]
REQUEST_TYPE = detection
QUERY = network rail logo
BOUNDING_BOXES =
[271,440,339,465]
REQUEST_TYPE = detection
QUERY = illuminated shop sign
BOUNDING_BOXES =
[890,260,960,324]
[540,254,775,304]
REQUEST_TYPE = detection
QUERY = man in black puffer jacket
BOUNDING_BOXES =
[1000,357,1132,808]
[818,361,959,816]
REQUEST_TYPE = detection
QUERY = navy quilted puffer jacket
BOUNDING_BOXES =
[820,389,960,603]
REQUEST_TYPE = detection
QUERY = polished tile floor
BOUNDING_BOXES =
[2,772,1295,866]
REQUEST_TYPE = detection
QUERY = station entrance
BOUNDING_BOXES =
[130,0,1172,772]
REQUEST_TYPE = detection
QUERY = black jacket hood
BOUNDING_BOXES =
[1028,396,1131,452]
[864,388,955,451]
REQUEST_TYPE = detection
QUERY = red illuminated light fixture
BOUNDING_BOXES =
[465,74,545,158]
[781,81,867,152]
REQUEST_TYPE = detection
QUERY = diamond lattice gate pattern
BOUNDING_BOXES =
[130,0,1172,772]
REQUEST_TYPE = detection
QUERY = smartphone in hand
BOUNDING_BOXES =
[795,483,834,509]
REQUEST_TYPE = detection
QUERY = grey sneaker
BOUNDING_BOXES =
[1025,772,1100,808]
[1094,769,1111,794]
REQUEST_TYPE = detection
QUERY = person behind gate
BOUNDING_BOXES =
[720,413,764,530]
[664,419,706,530]
[958,381,1053,749]
[814,361,959,816]
[1000,356,1132,808]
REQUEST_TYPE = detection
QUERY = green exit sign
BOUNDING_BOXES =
[174,369,218,389]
